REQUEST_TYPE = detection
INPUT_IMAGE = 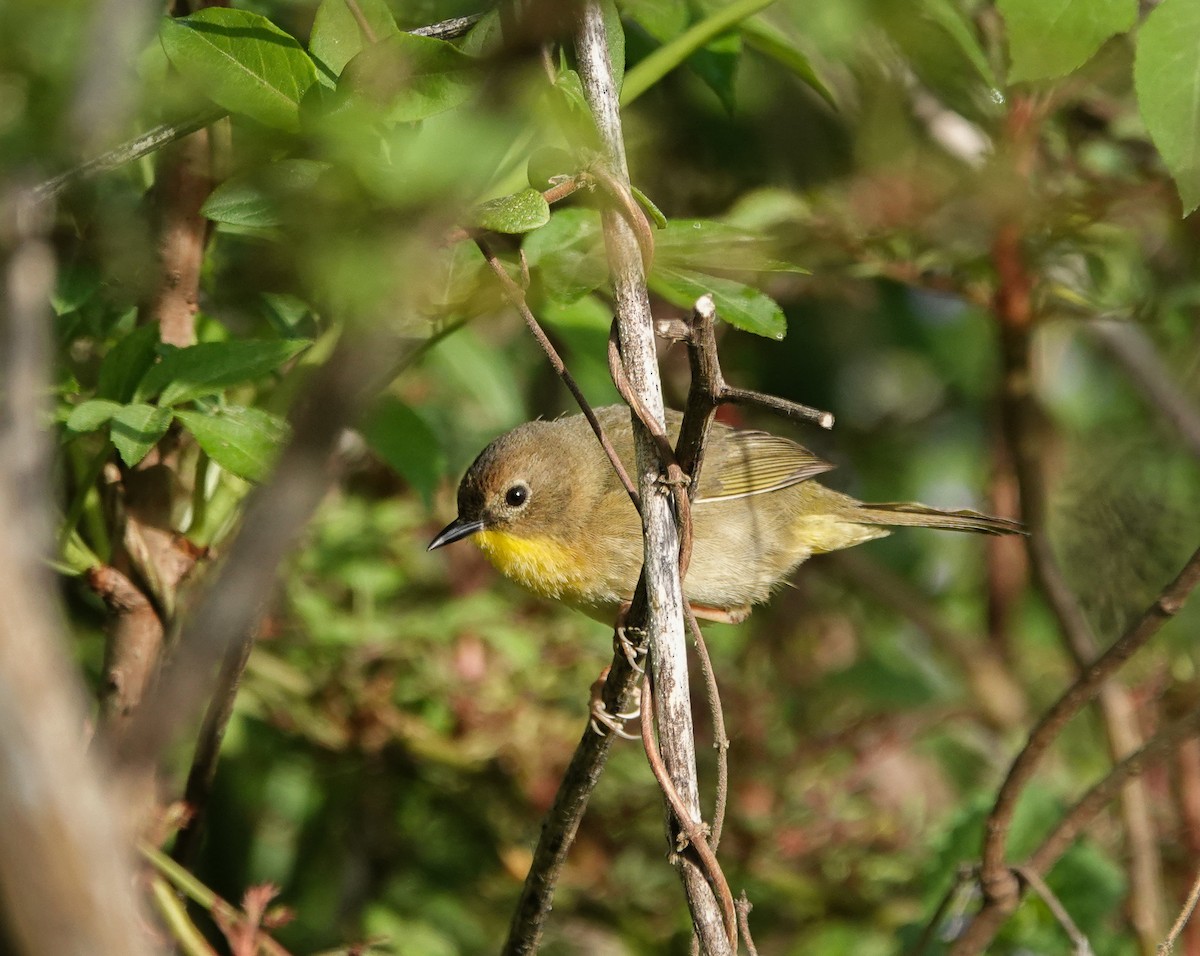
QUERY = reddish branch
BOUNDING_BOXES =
[952,94,1167,954]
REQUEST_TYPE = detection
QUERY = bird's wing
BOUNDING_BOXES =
[696,430,834,502]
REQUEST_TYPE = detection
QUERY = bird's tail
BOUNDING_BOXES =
[856,502,1025,536]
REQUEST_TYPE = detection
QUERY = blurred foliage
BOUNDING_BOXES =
[5,0,1200,952]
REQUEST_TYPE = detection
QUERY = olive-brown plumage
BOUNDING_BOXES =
[429,405,1021,621]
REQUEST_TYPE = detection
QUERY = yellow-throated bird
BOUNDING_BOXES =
[428,405,1021,622]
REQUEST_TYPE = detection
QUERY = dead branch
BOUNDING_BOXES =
[573,4,732,952]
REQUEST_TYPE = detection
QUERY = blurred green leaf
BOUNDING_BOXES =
[649,266,786,338]
[523,208,608,301]
[309,0,398,83]
[923,0,999,89]
[202,159,330,227]
[363,397,445,506]
[469,188,551,234]
[340,31,477,123]
[175,406,289,481]
[110,403,173,467]
[137,340,310,406]
[526,146,577,191]
[621,0,774,105]
[999,0,1136,84]
[739,17,835,106]
[1135,0,1200,214]
[98,323,161,403]
[656,218,808,275]
[160,8,319,131]
[65,399,123,433]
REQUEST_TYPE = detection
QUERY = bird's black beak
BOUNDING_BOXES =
[427,516,486,551]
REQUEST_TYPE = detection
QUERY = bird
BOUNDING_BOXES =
[428,405,1021,623]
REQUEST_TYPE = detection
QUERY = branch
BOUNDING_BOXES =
[949,544,1200,954]
[961,95,1167,954]
[574,5,732,951]
[500,608,646,955]
[0,185,154,956]
[116,328,407,773]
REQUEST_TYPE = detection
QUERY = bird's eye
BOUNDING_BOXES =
[504,484,529,508]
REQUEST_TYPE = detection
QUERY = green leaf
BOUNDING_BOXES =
[649,266,787,339]
[469,189,551,234]
[631,184,668,229]
[656,219,807,274]
[621,0,774,105]
[523,208,608,301]
[362,397,445,507]
[110,404,174,467]
[66,399,124,433]
[600,0,626,92]
[340,31,477,123]
[160,8,319,132]
[98,323,161,402]
[999,0,1136,84]
[175,406,289,481]
[922,0,999,90]
[137,340,310,406]
[739,18,836,107]
[459,9,503,57]
[309,0,398,83]
[1135,0,1200,214]
[201,159,330,227]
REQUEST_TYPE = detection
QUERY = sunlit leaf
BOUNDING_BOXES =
[469,188,551,234]
[309,0,398,83]
[1135,0,1200,214]
[999,0,1136,83]
[175,406,289,481]
[65,399,123,433]
[137,340,310,406]
[649,266,786,339]
[160,8,319,131]
[340,31,477,123]
[110,403,173,467]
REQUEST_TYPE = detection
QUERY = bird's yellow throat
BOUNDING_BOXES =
[473,529,586,601]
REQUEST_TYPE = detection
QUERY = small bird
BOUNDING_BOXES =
[428,405,1021,622]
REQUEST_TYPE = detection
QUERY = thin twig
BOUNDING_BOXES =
[957,93,1166,956]
[735,893,760,956]
[639,675,738,949]
[1027,704,1200,878]
[342,0,377,45]
[171,628,256,867]
[1158,865,1200,955]
[1015,867,1094,955]
[473,236,639,507]
[952,544,1200,953]
[500,593,647,955]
